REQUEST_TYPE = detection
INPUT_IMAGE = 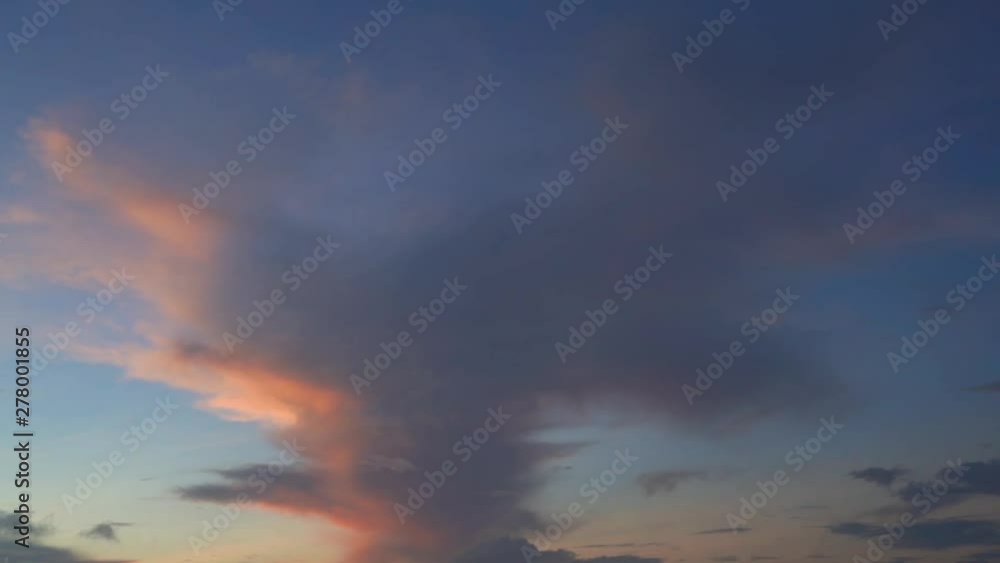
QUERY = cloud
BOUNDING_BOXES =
[694,528,750,535]
[949,459,1000,496]
[0,510,130,562]
[35,117,840,558]
[831,519,1000,550]
[576,543,668,549]
[968,382,1000,393]
[892,459,1000,509]
[453,537,659,563]
[0,205,43,225]
[849,466,909,488]
[850,459,1000,521]
[636,470,707,497]
[8,3,1000,563]
[362,455,417,473]
[9,18,891,563]
[958,552,1000,563]
[829,522,881,536]
[0,512,54,537]
[81,522,132,542]
[174,465,374,526]
[0,542,133,563]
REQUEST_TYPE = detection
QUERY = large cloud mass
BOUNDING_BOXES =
[9,3,1000,562]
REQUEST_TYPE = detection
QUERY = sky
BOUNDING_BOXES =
[1,1,999,563]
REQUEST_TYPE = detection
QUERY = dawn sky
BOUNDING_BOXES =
[1,1,999,563]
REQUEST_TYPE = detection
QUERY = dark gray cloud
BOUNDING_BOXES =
[849,459,1000,522]
[81,522,132,542]
[831,519,1000,550]
[452,537,659,563]
[0,510,131,562]
[576,543,668,550]
[850,466,909,488]
[0,512,54,537]
[0,543,133,563]
[829,522,880,536]
[958,551,1000,563]
[174,465,368,522]
[892,459,1000,509]
[694,528,750,535]
[949,459,1000,496]
[968,382,1000,393]
[636,470,707,497]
